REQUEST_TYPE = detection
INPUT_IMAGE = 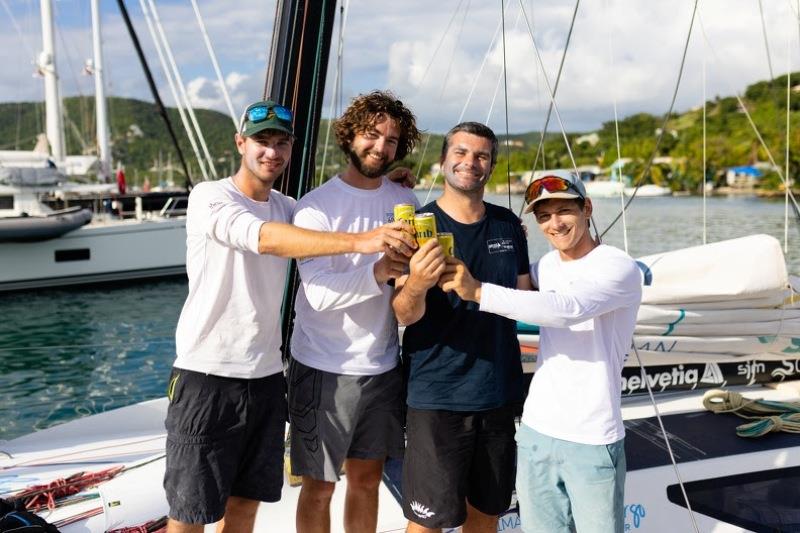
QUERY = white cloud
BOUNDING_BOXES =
[3,0,800,136]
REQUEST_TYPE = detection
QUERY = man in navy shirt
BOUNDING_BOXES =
[393,122,531,533]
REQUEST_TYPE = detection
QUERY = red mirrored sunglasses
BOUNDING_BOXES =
[524,176,582,205]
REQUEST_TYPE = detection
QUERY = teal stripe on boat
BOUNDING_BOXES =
[517,322,539,334]
[662,309,686,336]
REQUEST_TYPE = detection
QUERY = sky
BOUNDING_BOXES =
[1,0,800,137]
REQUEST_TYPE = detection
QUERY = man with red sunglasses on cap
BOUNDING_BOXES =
[164,99,417,533]
[441,169,642,533]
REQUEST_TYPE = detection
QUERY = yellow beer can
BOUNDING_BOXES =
[393,203,416,226]
[437,232,454,257]
[413,213,438,246]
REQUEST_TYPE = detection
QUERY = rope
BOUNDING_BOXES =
[703,389,800,437]
[14,466,124,510]
[108,516,167,533]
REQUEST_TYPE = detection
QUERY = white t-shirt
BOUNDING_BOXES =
[290,175,418,375]
[174,177,295,379]
[480,245,642,445]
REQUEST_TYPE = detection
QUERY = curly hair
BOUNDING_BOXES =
[334,91,421,162]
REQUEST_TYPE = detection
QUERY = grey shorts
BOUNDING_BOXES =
[287,357,404,482]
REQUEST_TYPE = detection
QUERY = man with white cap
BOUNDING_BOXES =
[440,169,642,533]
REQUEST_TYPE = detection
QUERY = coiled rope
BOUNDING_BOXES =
[703,389,800,437]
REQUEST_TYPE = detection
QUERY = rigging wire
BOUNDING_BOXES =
[515,0,580,218]
[630,345,702,533]
[702,13,707,245]
[189,0,238,130]
[485,2,523,125]
[500,0,512,209]
[145,0,217,179]
[696,17,800,224]
[138,0,210,181]
[413,0,468,193]
[318,0,350,187]
[785,26,792,254]
[460,0,508,125]
[418,0,476,205]
[605,0,628,253]
[600,0,701,239]
[758,0,775,81]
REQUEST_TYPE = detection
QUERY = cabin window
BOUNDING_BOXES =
[55,249,90,262]
[0,196,13,210]
[667,465,800,531]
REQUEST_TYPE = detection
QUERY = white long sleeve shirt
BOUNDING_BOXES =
[480,244,642,445]
[174,178,295,379]
[290,175,418,375]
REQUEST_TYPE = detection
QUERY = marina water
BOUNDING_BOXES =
[1,194,798,440]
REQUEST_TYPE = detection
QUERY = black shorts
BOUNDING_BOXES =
[402,405,516,528]
[163,367,286,524]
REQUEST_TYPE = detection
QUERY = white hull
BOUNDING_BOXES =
[0,217,186,291]
[6,385,800,532]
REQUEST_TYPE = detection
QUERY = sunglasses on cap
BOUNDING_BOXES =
[246,103,293,124]
[524,176,584,205]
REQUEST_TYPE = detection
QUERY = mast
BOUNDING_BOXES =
[267,0,337,351]
[90,0,111,181]
[266,0,337,200]
[38,0,65,162]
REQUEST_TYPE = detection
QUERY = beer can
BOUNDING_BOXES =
[393,203,416,226]
[413,213,438,246]
[437,232,454,257]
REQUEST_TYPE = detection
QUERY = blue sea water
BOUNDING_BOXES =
[0,194,798,440]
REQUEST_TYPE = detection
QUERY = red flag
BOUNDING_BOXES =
[116,168,127,195]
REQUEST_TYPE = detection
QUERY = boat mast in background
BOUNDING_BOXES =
[37,0,65,162]
[266,0,338,351]
[90,0,111,182]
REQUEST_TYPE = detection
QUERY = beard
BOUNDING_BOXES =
[348,147,391,179]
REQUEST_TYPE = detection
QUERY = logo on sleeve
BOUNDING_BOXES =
[487,238,515,254]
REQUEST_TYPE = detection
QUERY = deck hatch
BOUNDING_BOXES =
[55,248,90,262]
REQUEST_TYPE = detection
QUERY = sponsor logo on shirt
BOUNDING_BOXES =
[410,500,436,519]
[487,238,514,254]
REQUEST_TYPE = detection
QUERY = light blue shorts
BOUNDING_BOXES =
[515,424,625,533]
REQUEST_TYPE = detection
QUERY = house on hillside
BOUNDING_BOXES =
[725,165,761,187]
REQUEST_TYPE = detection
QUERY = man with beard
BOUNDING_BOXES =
[165,99,416,533]
[289,91,421,533]
[392,122,531,533]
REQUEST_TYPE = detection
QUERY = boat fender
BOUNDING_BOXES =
[0,498,61,532]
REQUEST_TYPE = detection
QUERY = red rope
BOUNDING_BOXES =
[108,516,167,533]
[14,466,124,510]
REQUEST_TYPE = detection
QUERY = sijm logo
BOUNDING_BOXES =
[487,238,514,254]
[624,503,646,530]
[410,500,436,519]
[738,360,766,385]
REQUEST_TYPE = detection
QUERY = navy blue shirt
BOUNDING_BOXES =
[402,201,529,411]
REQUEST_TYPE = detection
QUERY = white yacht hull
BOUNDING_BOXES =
[0,217,186,291]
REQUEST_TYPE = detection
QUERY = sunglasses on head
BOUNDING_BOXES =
[524,176,582,205]
[246,104,293,125]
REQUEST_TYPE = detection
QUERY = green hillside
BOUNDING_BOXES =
[2,72,799,192]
